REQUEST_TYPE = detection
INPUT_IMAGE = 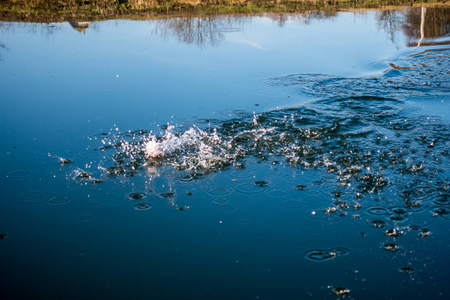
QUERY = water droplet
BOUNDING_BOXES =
[324,206,338,214]
[382,243,401,252]
[295,185,308,191]
[60,158,72,164]
[332,287,350,296]
[127,192,148,200]
[385,228,403,237]
[370,220,387,228]
[304,247,350,262]
[254,180,269,187]
[389,206,409,215]
[431,206,450,218]
[399,266,415,275]
[77,172,92,179]
[158,192,175,198]
[304,249,335,262]
[419,228,432,237]
[329,247,351,256]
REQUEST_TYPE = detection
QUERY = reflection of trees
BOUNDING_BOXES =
[153,11,339,47]
[377,10,403,47]
[153,15,247,47]
[377,6,450,47]
[0,21,62,36]
[267,11,338,27]
[0,41,6,61]
[403,7,450,46]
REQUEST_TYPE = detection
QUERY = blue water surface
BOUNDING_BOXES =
[1,7,450,300]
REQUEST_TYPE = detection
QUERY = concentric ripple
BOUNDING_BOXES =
[133,203,152,210]
[304,247,351,262]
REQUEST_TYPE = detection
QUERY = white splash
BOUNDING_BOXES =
[140,124,278,171]
[144,126,205,158]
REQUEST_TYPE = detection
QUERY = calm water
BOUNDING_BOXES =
[1,6,450,300]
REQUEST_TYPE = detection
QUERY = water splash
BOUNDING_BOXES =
[72,45,450,230]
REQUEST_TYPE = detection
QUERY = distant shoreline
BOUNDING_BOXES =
[0,0,449,22]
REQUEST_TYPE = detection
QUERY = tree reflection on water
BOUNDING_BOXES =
[377,6,449,48]
[0,5,448,48]
[152,7,448,47]
[0,41,6,61]
[153,15,244,47]
[403,6,450,46]
[152,12,340,47]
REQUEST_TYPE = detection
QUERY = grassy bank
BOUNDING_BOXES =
[0,0,448,22]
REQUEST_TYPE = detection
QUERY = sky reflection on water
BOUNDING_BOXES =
[0,11,412,133]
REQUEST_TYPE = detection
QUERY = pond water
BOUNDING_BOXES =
[1,6,449,300]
